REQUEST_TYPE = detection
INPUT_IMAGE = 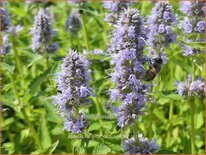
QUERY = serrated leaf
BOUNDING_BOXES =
[92,144,111,154]
[47,140,59,154]
[153,109,167,123]
[88,122,101,131]
[27,55,44,68]
[2,62,14,73]
[44,102,62,123]
[23,63,57,102]
[195,112,204,129]
[31,140,59,154]
[103,138,122,152]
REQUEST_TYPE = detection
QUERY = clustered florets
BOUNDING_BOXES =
[105,5,161,153]
[53,50,94,133]
[1,7,11,32]
[180,1,205,56]
[103,1,129,12]
[122,134,159,154]
[31,9,59,54]
[176,75,205,98]
[147,2,176,61]
[103,1,130,25]
[65,9,82,36]
[1,35,11,55]
[108,8,150,128]
[1,8,11,55]
[180,1,205,34]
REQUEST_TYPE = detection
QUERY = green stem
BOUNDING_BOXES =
[80,11,91,59]
[9,72,43,150]
[9,72,21,105]
[9,35,43,150]
[46,56,49,69]
[95,97,103,136]
[190,57,196,153]
[166,101,173,148]
[132,122,139,140]
[192,57,195,81]
[148,105,153,139]
[13,45,23,78]
[190,99,195,154]
[22,108,43,150]
[166,64,174,147]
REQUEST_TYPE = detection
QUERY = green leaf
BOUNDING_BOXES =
[195,112,204,129]
[153,109,167,123]
[1,62,14,73]
[92,143,111,154]
[20,128,30,143]
[44,102,62,123]
[40,113,52,149]
[47,140,59,154]
[32,141,59,154]
[182,133,191,154]
[157,149,179,154]
[27,55,44,68]
[23,64,57,102]
[103,138,122,153]
[88,122,101,131]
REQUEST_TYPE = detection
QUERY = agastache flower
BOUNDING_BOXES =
[0,7,11,32]
[176,74,205,98]
[1,7,23,35]
[53,49,94,133]
[180,1,205,34]
[31,9,58,54]
[65,9,82,36]
[147,2,176,62]
[103,1,129,12]
[108,8,150,128]
[0,35,11,55]
[122,134,159,154]
[103,1,130,26]
[179,1,205,56]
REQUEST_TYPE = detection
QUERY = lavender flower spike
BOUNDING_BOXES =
[103,1,130,26]
[0,35,11,55]
[123,134,159,154]
[0,7,11,32]
[147,2,176,62]
[109,8,150,128]
[65,8,82,36]
[53,49,94,133]
[31,9,58,54]
[179,1,205,56]
[180,1,205,34]
[103,1,129,12]
[176,75,205,98]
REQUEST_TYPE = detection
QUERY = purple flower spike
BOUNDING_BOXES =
[53,49,94,133]
[31,9,58,54]
[103,1,130,26]
[0,7,11,32]
[1,35,11,55]
[147,2,176,60]
[122,134,159,154]
[65,9,82,36]
[108,8,150,127]
[179,1,205,56]
[180,1,205,34]
[176,75,205,98]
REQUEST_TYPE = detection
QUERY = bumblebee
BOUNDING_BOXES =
[143,57,163,81]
